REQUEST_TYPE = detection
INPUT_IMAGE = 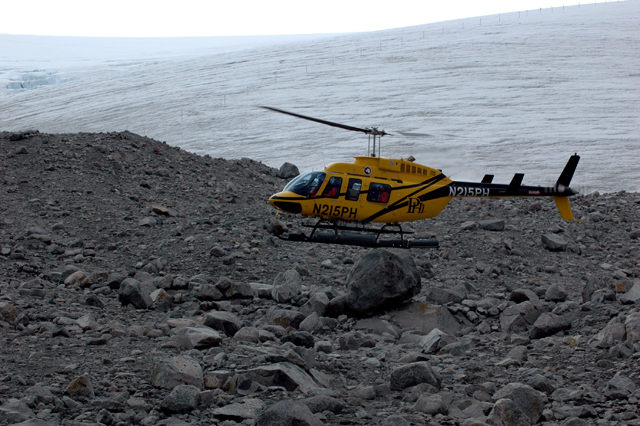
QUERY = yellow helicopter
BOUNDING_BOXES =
[263,106,580,249]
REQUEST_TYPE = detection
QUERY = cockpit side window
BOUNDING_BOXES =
[284,171,326,197]
[367,182,392,203]
[346,178,362,201]
[322,176,343,198]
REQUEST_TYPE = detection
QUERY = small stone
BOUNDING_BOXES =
[541,234,568,251]
[478,219,504,231]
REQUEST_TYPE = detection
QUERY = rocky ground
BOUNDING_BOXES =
[1,130,640,426]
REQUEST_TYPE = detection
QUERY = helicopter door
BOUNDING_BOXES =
[345,179,362,201]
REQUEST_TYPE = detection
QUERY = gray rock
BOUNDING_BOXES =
[529,202,542,212]
[243,362,320,393]
[64,374,94,399]
[487,398,532,426]
[625,312,640,343]
[255,400,322,426]
[479,219,505,231]
[461,221,479,231]
[630,230,640,239]
[354,318,401,339]
[193,283,223,301]
[202,311,243,336]
[606,375,636,394]
[620,280,640,304]
[325,294,347,317]
[150,356,204,390]
[212,398,265,421]
[160,385,199,413]
[268,308,305,329]
[500,301,540,333]
[64,270,92,287]
[150,288,173,311]
[529,312,571,339]
[425,282,467,305]
[413,393,449,415]
[382,415,412,426]
[419,328,455,353]
[223,281,254,298]
[277,162,300,179]
[493,382,546,423]
[118,278,155,309]
[590,317,626,348]
[173,326,223,349]
[389,362,441,391]
[523,375,555,396]
[271,269,302,303]
[234,326,260,343]
[299,312,322,333]
[346,249,421,313]
[300,292,330,316]
[281,331,315,348]
[391,302,462,335]
[301,395,344,414]
[0,399,35,424]
[544,284,568,302]
[509,289,540,305]
[541,234,568,251]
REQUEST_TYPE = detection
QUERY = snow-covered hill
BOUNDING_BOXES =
[1,1,639,193]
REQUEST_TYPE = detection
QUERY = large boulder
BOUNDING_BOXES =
[277,162,300,179]
[346,249,421,313]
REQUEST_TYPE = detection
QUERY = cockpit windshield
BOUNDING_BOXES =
[283,171,326,197]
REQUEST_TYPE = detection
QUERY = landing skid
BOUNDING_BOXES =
[277,219,439,249]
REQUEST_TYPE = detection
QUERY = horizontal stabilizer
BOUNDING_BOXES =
[481,174,494,183]
[556,155,580,188]
[506,173,524,194]
[553,196,574,220]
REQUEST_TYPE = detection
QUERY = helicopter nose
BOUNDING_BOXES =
[268,192,303,214]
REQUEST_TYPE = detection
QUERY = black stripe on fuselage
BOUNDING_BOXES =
[361,174,448,222]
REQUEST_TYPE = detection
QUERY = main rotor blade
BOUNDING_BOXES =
[260,106,377,135]
[396,131,469,139]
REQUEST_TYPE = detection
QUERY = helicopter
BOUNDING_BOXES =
[262,106,580,249]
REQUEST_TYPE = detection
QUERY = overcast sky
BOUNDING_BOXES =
[2,0,593,37]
